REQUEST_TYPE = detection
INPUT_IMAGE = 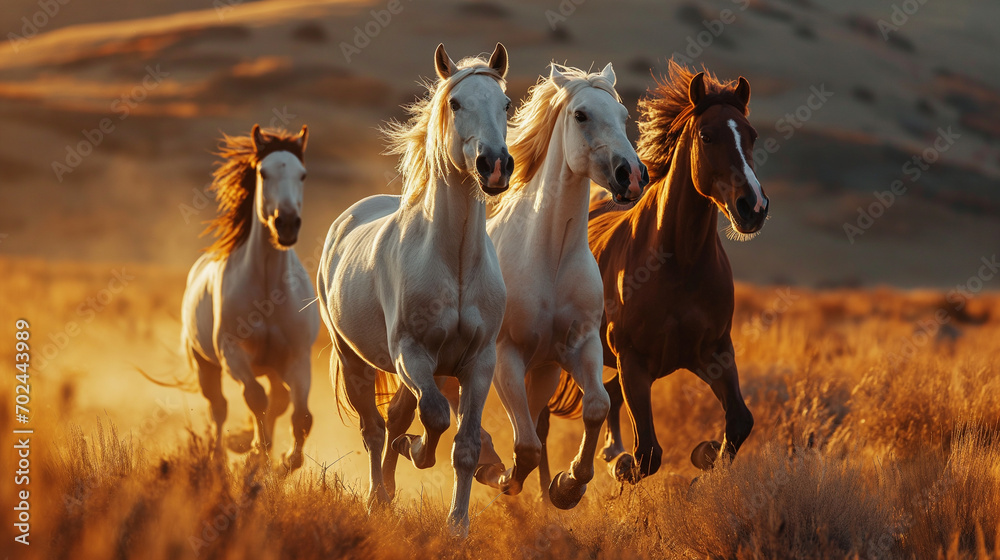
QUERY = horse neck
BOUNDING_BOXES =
[517,130,592,262]
[238,197,294,289]
[635,134,720,269]
[404,169,489,272]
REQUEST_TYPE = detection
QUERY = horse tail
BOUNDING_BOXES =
[330,359,401,422]
[135,336,200,393]
[546,370,584,419]
[375,370,400,420]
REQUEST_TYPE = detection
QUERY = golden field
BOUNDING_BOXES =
[1,256,998,559]
[3,1,1000,558]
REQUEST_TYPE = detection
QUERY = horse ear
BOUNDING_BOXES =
[550,64,570,88]
[688,72,707,106]
[600,62,616,87]
[434,43,457,80]
[735,76,751,110]
[296,125,308,151]
[251,124,266,152]
[488,42,508,79]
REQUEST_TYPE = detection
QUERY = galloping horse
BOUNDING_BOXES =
[316,43,512,536]
[540,61,769,483]
[181,125,318,472]
[483,63,646,508]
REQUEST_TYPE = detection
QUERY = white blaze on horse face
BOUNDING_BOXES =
[727,119,766,212]
[564,86,632,189]
[447,74,509,176]
[256,151,306,222]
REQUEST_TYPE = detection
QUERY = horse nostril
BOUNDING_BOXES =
[735,196,753,221]
[476,155,492,177]
[504,155,514,175]
[293,216,302,230]
[274,216,285,229]
[614,163,630,189]
[640,163,650,186]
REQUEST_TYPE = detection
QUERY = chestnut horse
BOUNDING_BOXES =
[538,62,769,485]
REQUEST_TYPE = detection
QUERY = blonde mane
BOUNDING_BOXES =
[382,57,506,206]
[503,65,620,200]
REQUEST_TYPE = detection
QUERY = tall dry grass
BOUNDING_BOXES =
[2,258,999,559]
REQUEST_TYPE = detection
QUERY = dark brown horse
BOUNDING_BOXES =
[537,61,768,485]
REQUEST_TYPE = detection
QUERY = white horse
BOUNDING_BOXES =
[180,125,318,471]
[316,43,511,536]
[481,63,647,507]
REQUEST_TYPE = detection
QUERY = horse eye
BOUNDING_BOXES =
[574,110,587,123]
[505,101,511,113]
[700,132,712,144]
[301,172,307,181]
[449,99,461,112]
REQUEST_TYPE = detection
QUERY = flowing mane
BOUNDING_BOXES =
[382,57,506,206]
[202,128,305,258]
[508,64,620,190]
[637,60,748,184]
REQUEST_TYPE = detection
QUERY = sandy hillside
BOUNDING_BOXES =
[0,0,998,287]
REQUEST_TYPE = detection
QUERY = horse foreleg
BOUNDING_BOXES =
[448,351,495,538]
[536,407,552,504]
[492,344,539,496]
[264,373,289,454]
[599,374,626,462]
[283,356,312,472]
[220,343,270,456]
[390,343,448,470]
[437,377,504,488]
[548,336,610,509]
[382,384,416,498]
[692,342,754,470]
[617,353,661,483]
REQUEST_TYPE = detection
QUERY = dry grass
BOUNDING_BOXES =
[2,258,1000,559]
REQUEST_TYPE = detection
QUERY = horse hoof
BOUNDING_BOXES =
[282,451,304,472]
[547,471,586,510]
[474,463,505,489]
[691,441,723,470]
[447,514,470,540]
[498,468,523,496]
[225,429,254,454]
[600,443,625,463]
[366,488,391,513]
[391,434,418,461]
[611,453,640,483]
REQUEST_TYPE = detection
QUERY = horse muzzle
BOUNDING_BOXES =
[610,157,649,203]
[273,213,301,247]
[476,149,514,196]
